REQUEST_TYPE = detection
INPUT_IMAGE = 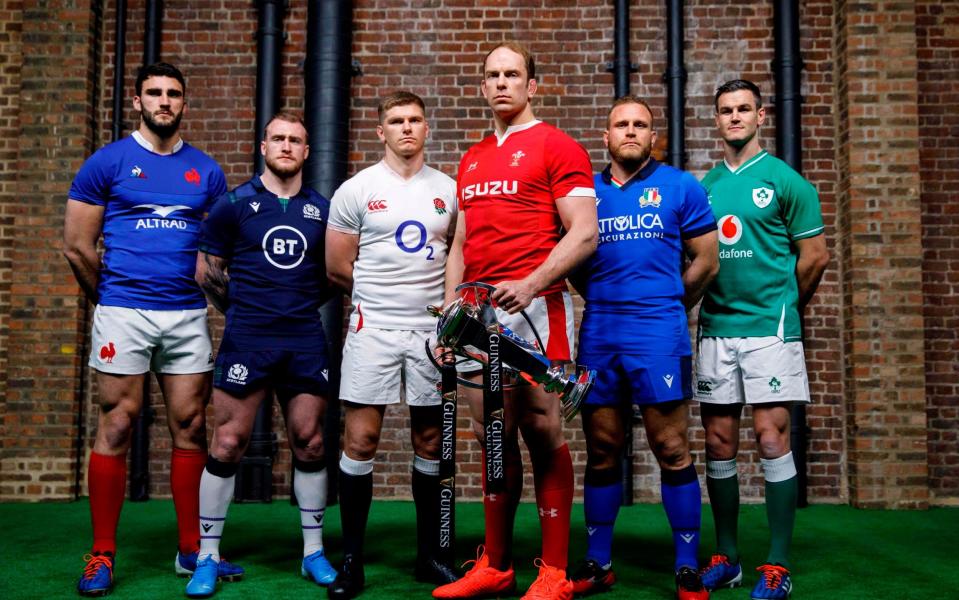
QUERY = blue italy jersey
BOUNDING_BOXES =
[578,160,716,356]
[68,132,227,309]
[199,176,331,351]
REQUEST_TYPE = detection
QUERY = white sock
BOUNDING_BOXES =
[198,466,235,563]
[295,465,328,557]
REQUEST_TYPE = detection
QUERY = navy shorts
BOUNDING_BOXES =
[213,349,330,399]
[578,352,692,407]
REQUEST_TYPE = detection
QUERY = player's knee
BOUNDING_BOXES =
[653,437,690,470]
[756,429,789,459]
[99,410,135,450]
[585,435,620,468]
[704,428,736,459]
[172,410,206,446]
[344,431,379,461]
[212,431,248,463]
[412,433,440,461]
[291,431,325,461]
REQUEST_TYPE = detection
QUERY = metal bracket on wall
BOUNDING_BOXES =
[605,60,638,74]
[351,59,363,77]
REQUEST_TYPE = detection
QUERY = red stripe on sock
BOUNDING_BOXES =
[89,451,127,555]
[171,447,206,555]
[533,443,574,570]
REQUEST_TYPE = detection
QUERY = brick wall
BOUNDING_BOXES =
[917,0,959,501]
[0,0,99,500]
[0,0,954,506]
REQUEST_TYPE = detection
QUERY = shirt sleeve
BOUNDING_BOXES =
[198,193,237,259]
[780,167,825,241]
[206,164,228,209]
[679,172,718,239]
[546,130,596,200]
[68,148,114,206]
[328,179,362,234]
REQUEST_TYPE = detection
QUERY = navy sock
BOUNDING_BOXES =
[661,464,702,571]
[583,466,622,567]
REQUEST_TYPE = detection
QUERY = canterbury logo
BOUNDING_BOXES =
[367,199,388,212]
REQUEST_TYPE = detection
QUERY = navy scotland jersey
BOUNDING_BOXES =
[578,159,716,357]
[199,176,331,351]
[68,132,227,310]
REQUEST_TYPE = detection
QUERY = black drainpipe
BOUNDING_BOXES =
[111,0,127,142]
[607,0,637,506]
[665,0,686,169]
[304,0,354,502]
[773,0,808,508]
[234,0,286,504]
[129,0,163,503]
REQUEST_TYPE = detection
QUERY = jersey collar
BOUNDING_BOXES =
[250,174,310,201]
[494,119,541,147]
[724,149,768,175]
[131,130,184,155]
[600,158,660,190]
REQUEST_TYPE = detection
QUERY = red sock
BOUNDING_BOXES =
[171,447,206,555]
[533,443,573,570]
[88,451,127,555]
[482,446,523,569]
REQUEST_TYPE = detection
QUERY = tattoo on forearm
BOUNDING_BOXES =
[201,254,230,313]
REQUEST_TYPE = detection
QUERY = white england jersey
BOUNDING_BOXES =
[329,160,456,330]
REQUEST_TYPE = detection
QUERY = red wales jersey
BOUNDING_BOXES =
[457,120,595,296]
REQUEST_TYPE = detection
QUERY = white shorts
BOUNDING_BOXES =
[694,336,810,405]
[458,290,575,373]
[340,327,442,406]
[89,305,214,375]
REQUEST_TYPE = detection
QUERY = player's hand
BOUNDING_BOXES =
[433,344,455,365]
[492,279,537,314]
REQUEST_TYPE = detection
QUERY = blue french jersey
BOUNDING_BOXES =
[199,176,331,351]
[578,159,716,356]
[68,132,227,310]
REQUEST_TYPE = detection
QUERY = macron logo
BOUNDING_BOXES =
[663,374,674,388]
[587,527,597,536]
[680,533,695,543]
[134,204,192,218]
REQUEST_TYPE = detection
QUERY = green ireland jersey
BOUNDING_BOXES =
[699,150,824,341]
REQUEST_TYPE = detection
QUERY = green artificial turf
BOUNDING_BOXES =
[0,500,954,599]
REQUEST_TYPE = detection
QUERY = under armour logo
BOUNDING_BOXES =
[538,507,558,518]
[680,533,695,543]
[486,493,498,503]
[202,523,213,533]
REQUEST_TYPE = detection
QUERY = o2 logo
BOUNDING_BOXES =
[395,220,434,260]
[262,225,308,269]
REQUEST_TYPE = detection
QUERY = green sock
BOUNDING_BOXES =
[762,453,798,569]
[706,459,740,564]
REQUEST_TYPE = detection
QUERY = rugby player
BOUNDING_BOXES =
[64,62,242,596]
[324,91,458,600]
[185,112,335,597]
[433,42,598,600]
[568,96,718,600]
[695,79,828,600]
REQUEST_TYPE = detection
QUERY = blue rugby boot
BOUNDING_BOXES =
[185,555,219,598]
[176,551,245,582]
[301,549,337,586]
[700,554,742,590]
[751,564,792,600]
[77,552,114,597]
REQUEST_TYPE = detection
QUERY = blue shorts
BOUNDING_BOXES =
[213,349,330,399]
[578,352,692,407]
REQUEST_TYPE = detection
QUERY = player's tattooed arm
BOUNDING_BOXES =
[63,199,105,304]
[682,230,720,310]
[196,251,231,313]
[794,233,829,309]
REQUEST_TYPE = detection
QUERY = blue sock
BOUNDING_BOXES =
[661,464,702,571]
[583,466,622,567]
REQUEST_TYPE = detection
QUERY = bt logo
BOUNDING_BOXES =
[262,225,307,269]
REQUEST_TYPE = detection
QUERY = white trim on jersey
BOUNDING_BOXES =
[494,119,542,147]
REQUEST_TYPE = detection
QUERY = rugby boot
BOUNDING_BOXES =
[432,546,516,599]
[699,554,742,590]
[328,554,365,599]
[415,555,461,585]
[569,558,616,595]
[302,549,338,586]
[175,551,245,582]
[521,559,573,600]
[675,566,709,600]
[750,564,792,600]
[77,552,114,597]
[185,555,219,598]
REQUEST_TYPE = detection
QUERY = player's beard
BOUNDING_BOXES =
[610,140,652,173]
[141,107,183,140]
[265,154,303,180]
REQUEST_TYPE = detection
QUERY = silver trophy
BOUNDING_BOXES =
[427,282,595,421]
